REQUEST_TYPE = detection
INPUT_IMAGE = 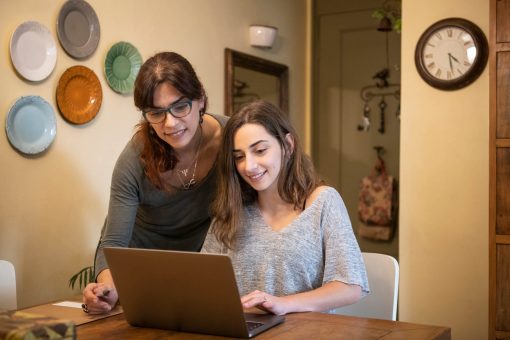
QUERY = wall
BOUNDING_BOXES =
[400,1,488,339]
[0,0,308,308]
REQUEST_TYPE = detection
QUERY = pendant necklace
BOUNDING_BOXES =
[175,128,203,190]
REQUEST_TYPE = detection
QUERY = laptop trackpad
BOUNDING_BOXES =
[245,313,285,337]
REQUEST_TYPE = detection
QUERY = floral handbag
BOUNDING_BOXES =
[358,159,397,240]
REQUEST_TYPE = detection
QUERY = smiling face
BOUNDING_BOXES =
[150,81,203,151]
[233,123,285,194]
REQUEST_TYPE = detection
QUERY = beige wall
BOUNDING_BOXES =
[400,1,488,339]
[0,0,308,308]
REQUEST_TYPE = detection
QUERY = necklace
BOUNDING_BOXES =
[174,128,203,190]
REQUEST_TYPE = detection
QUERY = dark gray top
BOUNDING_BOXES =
[95,113,228,277]
[202,187,369,300]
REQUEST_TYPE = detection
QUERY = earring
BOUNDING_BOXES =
[199,109,204,124]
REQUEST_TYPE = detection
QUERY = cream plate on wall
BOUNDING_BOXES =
[56,65,103,124]
[104,41,142,94]
[10,21,57,81]
[57,0,100,59]
[6,96,57,155]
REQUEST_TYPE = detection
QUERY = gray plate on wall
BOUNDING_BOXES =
[57,0,100,59]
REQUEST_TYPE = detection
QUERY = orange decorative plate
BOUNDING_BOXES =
[56,65,102,124]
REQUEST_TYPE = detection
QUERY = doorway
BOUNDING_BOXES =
[313,0,401,258]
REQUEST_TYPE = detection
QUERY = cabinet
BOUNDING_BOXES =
[490,0,510,338]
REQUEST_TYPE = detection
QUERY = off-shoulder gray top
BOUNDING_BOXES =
[202,187,370,299]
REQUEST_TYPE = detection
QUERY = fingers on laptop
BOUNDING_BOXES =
[241,290,273,308]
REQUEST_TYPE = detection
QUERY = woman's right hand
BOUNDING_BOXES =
[82,281,118,314]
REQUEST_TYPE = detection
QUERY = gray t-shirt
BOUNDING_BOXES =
[202,186,369,298]
[95,114,228,276]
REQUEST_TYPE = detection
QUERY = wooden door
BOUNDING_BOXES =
[490,0,510,338]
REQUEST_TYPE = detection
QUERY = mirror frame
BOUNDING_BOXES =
[225,48,289,116]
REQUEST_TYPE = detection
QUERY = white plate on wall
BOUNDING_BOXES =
[10,21,57,81]
[6,96,57,155]
[57,0,100,59]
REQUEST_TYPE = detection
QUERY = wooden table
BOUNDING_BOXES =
[77,312,451,339]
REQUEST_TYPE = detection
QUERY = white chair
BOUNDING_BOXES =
[0,260,17,310]
[334,252,399,320]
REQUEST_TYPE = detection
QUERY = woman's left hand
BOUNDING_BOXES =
[241,290,287,315]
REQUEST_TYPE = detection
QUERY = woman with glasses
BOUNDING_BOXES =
[82,52,228,314]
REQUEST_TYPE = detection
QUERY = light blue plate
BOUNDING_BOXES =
[6,96,57,155]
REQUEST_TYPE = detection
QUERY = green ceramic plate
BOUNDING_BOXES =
[104,41,142,94]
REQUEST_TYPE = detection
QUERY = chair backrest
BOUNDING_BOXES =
[333,252,399,320]
[0,260,17,310]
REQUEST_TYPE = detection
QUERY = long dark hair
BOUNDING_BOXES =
[211,100,321,248]
[132,52,208,190]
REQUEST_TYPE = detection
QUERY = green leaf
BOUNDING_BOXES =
[372,9,386,20]
[393,18,402,33]
[68,266,95,290]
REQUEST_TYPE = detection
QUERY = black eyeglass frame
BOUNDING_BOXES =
[142,98,193,124]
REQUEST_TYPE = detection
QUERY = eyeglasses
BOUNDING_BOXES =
[142,98,193,124]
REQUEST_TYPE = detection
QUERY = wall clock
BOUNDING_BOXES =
[415,18,488,90]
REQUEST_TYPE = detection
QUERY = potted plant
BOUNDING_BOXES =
[372,0,401,33]
[68,265,94,290]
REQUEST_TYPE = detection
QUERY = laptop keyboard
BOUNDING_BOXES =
[246,321,264,331]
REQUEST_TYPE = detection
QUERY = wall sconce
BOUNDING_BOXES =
[249,25,278,49]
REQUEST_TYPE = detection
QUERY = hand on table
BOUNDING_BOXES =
[82,282,118,314]
[241,290,286,316]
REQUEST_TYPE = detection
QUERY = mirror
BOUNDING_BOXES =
[225,48,289,116]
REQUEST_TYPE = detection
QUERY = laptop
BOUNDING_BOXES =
[103,247,285,338]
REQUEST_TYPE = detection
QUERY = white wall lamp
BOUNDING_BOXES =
[249,25,278,49]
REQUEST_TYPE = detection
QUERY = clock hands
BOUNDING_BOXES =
[448,52,461,75]
[448,52,460,64]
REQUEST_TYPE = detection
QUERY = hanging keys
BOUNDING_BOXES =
[378,98,386,134]
[357,101,371,132]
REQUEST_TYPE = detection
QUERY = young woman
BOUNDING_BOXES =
[202,100,369,315]
[82,52,228,314]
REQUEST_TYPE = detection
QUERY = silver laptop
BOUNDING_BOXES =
[103,247,285,338]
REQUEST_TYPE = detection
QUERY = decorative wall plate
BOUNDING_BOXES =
[104,41,142,94]
[57,0,100,59]
[6,96,57,155]
[56,65,102,124]
[10,21,57,81]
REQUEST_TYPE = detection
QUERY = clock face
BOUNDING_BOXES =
[421,26,477,81]
[415,18,488,90]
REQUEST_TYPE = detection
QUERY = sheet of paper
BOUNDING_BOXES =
[52,301,83,309]
[20,296,123,326]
